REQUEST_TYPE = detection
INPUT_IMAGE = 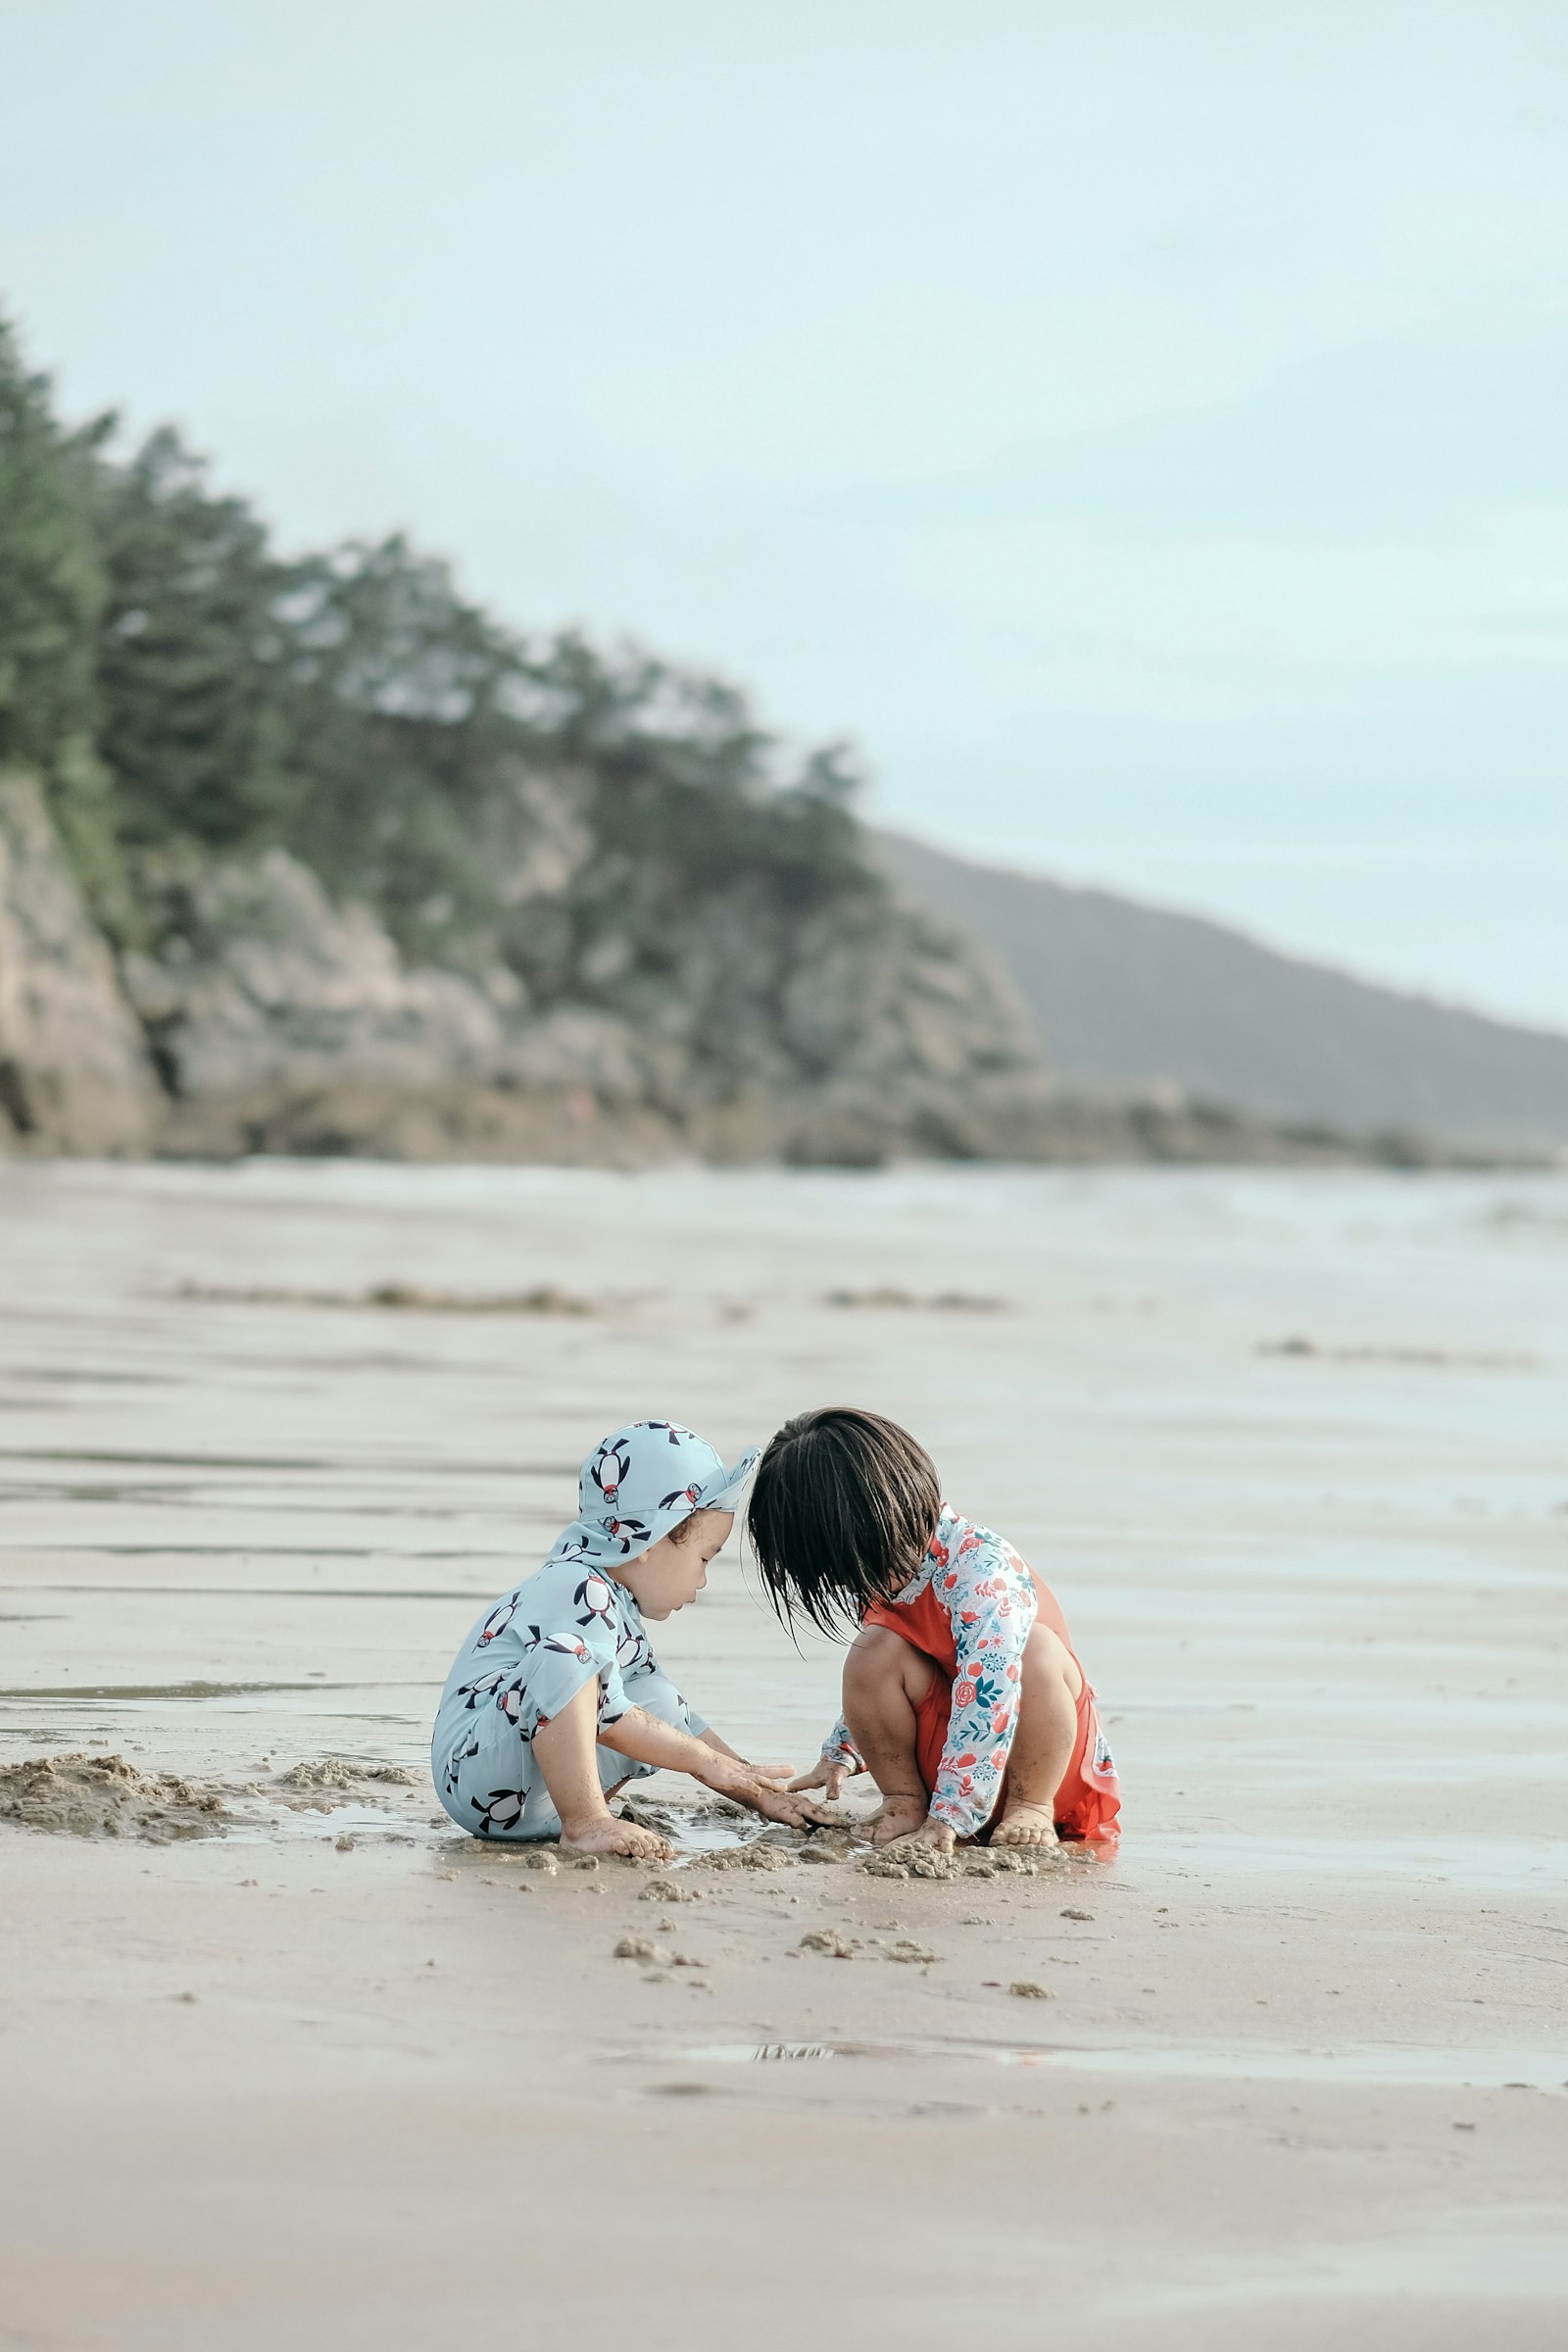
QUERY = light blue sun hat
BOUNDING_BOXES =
[542,1419,759,1574]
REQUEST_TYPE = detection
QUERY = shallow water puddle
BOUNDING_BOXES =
[0,1443,577,1478]
[616,1791,780,1862]
[672,2038,1568,2089]
[231,1798,427,1845]
[669,1821,773,1859]
[0,1680,357,1701]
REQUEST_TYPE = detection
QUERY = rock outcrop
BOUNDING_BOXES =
[0,764,1050,1163]
[0,768,1502,1169]
[0,771,158,1153]
[113,816,1049,1164]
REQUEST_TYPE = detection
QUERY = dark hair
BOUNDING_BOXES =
[747,1406,941,1639]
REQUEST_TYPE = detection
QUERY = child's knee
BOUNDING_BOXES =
[845,1625,935,1705]
[1020,1622,1083,1703]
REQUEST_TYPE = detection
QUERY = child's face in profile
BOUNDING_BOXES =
[621,1509,734,1621]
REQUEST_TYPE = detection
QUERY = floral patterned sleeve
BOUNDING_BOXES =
[821,1714,863,1773]
[927,1534,1038,1836]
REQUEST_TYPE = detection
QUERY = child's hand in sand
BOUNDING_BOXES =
[561,1815,673,1862]
[786,1757,856,1802]
[706,1760,827,1830]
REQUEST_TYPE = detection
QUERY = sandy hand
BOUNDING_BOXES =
[786,1757,853,1802]
[874,1806,956,1858]
[718,1772,828,1830]
[863,1791,931,1847]
[738,1760,799,1787]
[562,1817,672,1862]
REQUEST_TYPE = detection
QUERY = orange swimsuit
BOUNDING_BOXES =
[858,1519,1120,1844]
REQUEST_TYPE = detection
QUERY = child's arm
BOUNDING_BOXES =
[601,1708,824,1828]
[784,1708,863,1800]
[924,1540,1038,1841]
[787,1748,858,1802]
[696,1727,797,1787]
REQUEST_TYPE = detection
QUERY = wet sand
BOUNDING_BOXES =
[1,1159,1565,2350]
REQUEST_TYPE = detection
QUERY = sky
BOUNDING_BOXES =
[2,1,1565,1027]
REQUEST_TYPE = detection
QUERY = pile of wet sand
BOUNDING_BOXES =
[270,1756,419,1810]
[0,1750,428,1842]
[0,1752,232,1842]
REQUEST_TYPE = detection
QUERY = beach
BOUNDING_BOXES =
[1,1157,1565,2349]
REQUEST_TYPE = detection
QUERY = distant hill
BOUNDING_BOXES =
[880,832,1568,1150]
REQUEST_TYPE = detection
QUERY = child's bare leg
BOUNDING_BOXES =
[992,1624,1082,1848]
[841,1626,937,1845]
[531,1679,671,1860]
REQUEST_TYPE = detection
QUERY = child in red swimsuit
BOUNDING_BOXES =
[748,1406,1119,1855]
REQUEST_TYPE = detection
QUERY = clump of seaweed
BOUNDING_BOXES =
[176,1282,594,1316]
[824,1288,1004,1313]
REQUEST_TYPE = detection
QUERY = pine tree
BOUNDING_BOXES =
[92,424,297,851]
[0,312,121,906]
[0,307,874,973]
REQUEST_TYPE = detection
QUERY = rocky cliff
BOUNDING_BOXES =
[0,761,1051,1165]
[0,772,158,1152]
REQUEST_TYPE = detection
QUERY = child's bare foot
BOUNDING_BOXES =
[864,1791,929,1846]
[561,1817,672,1862]
[992,1800,1059,1850]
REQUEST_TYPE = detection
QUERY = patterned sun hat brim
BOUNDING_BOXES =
[691,1447,760,1517]
[548,1424,760,1574]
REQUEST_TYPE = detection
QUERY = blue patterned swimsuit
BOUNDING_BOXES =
[429,1418,754,1841]
[431,1555,708,1840]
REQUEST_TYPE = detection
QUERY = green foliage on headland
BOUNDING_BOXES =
[0,311,874,969]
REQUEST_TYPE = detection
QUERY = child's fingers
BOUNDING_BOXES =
[759,1789,831,1829]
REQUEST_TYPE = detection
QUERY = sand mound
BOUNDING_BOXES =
[693,1839,787,1873]
[860,1842,1077,1880]
[0,1752,231,1842]
[271,1757,418,1810]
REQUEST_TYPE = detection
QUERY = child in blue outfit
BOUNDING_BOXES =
[431,1419,821,1860]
